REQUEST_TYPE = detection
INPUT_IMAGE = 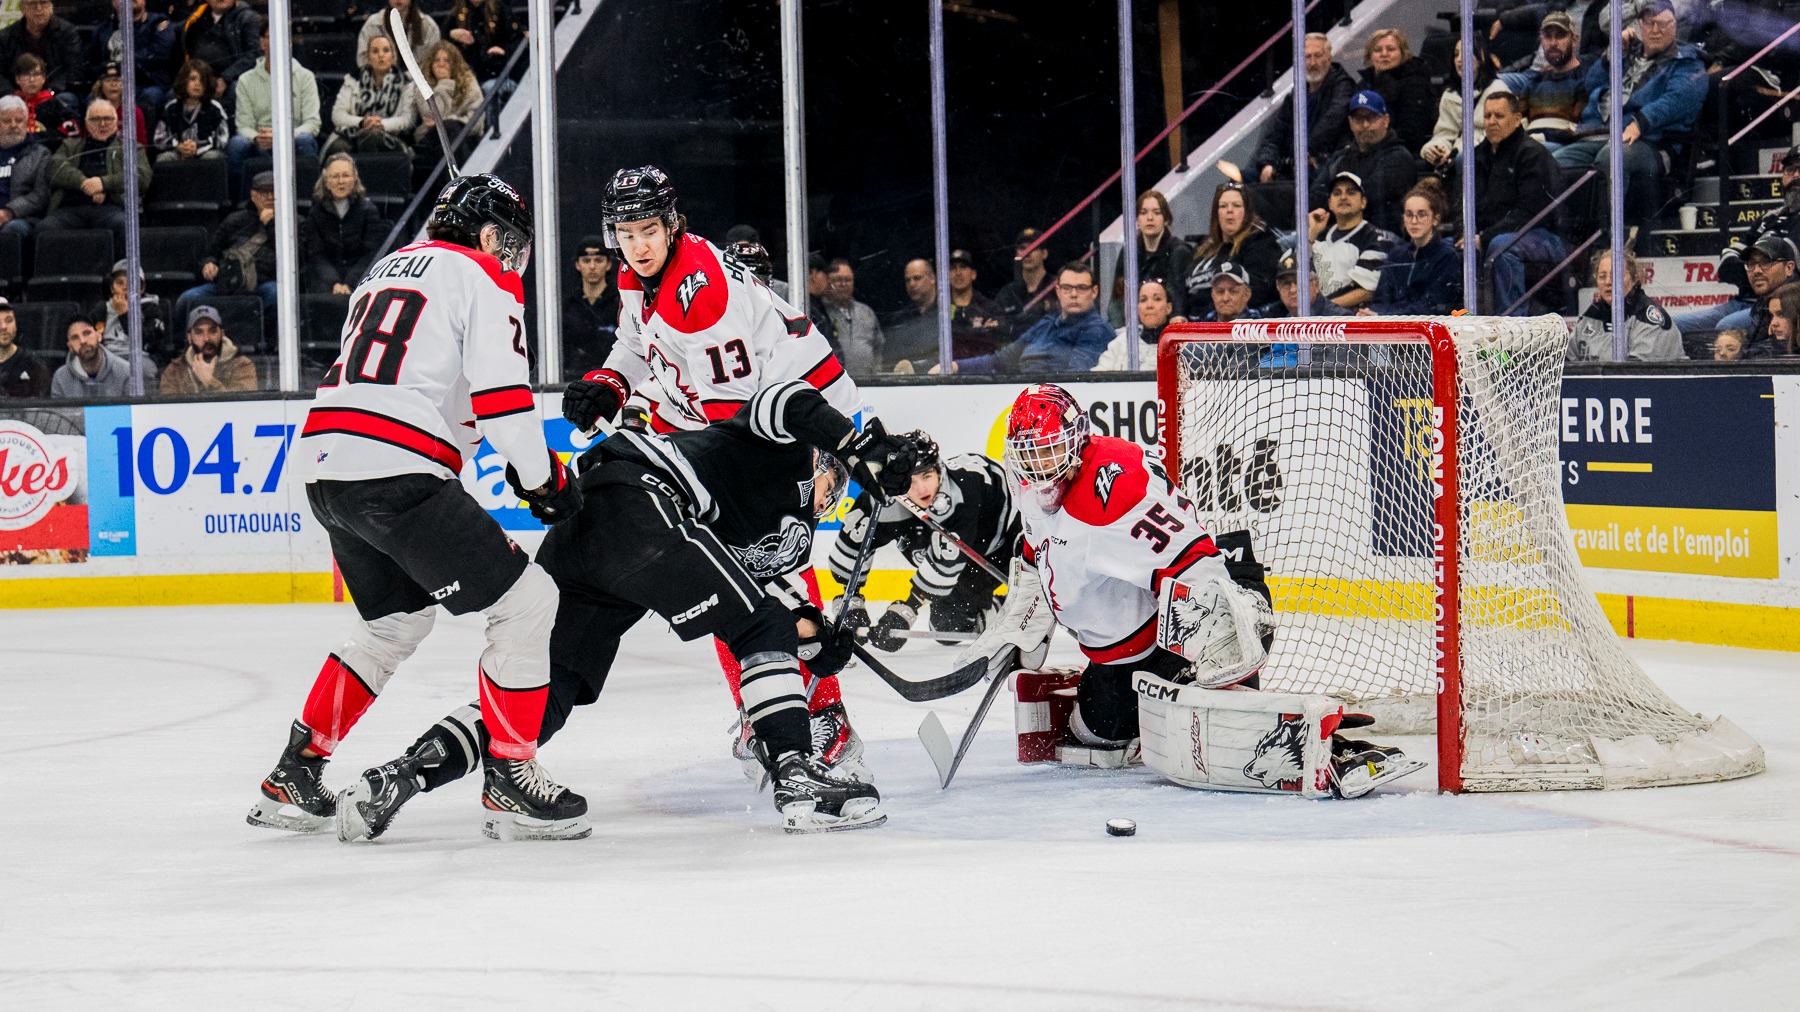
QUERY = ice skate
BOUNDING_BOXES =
[246,720,337,833]
[337,739,447,842]
[809,700,871,784]
[1329,737,1426,799]
[481,753,591,841]
[768,748,885,834]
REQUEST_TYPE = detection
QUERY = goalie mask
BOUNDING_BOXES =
[1004,384,1089,512]
[428,173,534,274]
[601,165,679,249]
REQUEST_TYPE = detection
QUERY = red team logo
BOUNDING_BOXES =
[0,421,76,530]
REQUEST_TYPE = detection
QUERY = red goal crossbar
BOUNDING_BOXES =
[1155,320,1466,792]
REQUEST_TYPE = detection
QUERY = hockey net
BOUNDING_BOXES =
[1157,316,1763,792]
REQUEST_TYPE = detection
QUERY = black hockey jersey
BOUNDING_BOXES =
[827,453,1020,603]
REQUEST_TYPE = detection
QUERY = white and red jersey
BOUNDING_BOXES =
[299,240,550,490]
[602,233,861,432]
[1019,436,1230,665]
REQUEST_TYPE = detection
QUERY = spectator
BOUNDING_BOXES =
[179,0,262,99]
[1110,189,1193,324]
[91,0,178,112]
[1313,90,1417,235]
[326,34,415,157]
[1711,327,1744,361]
[1363,177,1461,316]
[12,53,75,140]
[1554,0,1706,235]
[1250,32,1355,186]
[40,99,150,250]
[407,42,481,178]
[180,169,278,311]
[0,95,51,240]
[50,313,134,398]
[229,24,321,201]
[924,262,1110,375]
[90,258,168,368]
[882,257,940,369]
[88,64,148,148]
[561,235,619,379]
[994,227,1055,334]
[153,58,228,162]
[1498,11,1587,153]
[1096,277,1173,371]
[445,0,523,90]
[359,0,441,69]
[1186,182,1281,319]
[947,248,1004,359]
[1307,170,1395,310]
[1273,248,1350,317]
[803,253,833,338]
[1358,28,1435,153]
[1469,90,1564,316]
[302,153,386,295]
[1420,37,1509,172]
[822,257,883,377]
[0,1,84,102]
[0,296,49,397]
[1762,282,1800,357]
[1199,261,1263,324]
[1568,247,1684,361]
[1742,236,1797,355]
[1678,147,1800,340]
[159,303,256,394]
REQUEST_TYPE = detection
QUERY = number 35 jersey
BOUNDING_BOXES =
[1019,436,1229,665]
[299,240,551,490]
[604,232,862,432]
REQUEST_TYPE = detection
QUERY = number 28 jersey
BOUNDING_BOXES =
[298,240,551,490]
[1020,436,1229,665]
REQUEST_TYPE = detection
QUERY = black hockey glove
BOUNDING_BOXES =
[868,599,917,653]
[795,604,854,679]
[506,450,583,525]
[836,595,872,639]
[838,419,926,499]
[562,369,630,432]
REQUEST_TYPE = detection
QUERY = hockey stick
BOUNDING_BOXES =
[390,9,462,180]
[890,495,1009,585]
[885,628,978,642]
[918,647,1017,788]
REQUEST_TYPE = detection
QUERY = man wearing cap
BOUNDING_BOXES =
[178,168,277,310]
[1273,250,1349,318]
[995,227,1055,334]
[1736,235,1797,355]
[40,97,149,250]
[1199,261,1262,324]
[1678,151,1800,340]
[0,94,49,241]
[159,303,256,395]
[1498,11,1586,153]
[91,0,178,112]
[0,297,49,398]
[1469,91,1564,316]
[947,248,1004,359]
[561,236,619,381]
[823,257,884,376]
[1312,90,1416,235]
[1307,170,1395,310]
[50,312,133,398]
[0,1,84,102]
[92,257,168,370]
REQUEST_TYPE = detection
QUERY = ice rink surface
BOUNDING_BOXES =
[3,603,1795,1010]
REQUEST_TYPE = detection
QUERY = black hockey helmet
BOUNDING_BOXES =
[899,430,941,475]
[728,240,775,286]
[601,165,679,248]
[812,448,850,518]
[429,173,533,273]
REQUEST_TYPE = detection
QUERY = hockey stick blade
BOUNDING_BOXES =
[390,9,461,180]
[918,648,1016,789]
[857,647,988,703]
[918,711,954,787]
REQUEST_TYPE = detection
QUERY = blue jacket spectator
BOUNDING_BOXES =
[943,263,1112,375]
[92,2,181,110]
[1370,236,1460,314]
[1570,42,1706,149]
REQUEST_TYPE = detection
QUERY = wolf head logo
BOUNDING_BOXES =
[1242,713,1306,790]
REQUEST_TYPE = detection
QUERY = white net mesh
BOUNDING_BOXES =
[1164,316,1763,791]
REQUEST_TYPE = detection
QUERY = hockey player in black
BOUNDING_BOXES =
[829,439,1022,651]
[336,381,929,839]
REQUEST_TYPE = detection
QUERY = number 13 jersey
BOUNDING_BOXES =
[299,240,551,490]
[1019,436,1229,665]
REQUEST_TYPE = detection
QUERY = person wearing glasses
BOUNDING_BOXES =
[926,261,1112,375]
[1362,178,1461,317]
[38,96,148,251]
[1677,146,1800,344]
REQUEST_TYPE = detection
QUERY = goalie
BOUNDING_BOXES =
[957,384,1423,798]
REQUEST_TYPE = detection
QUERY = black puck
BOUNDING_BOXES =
[1105,818,1136,837]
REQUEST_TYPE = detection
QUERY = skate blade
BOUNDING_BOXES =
[1334,756,1428,799]
[335,784,376,843]
[781,798,887,835]
[246,796,332,833]
[481,811,593,842]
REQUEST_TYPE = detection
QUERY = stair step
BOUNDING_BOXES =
[1640,228,1744,257]
[1690,174,1785,204]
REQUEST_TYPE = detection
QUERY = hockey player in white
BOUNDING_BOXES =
[955,384,1423,797]
[559,165,875,782]
[247,174,592,841]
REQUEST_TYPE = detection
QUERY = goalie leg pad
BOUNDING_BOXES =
[1134,670,1342,797]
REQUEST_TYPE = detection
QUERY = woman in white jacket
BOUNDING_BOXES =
[326,34,417,157]
[1095,277,1174,371]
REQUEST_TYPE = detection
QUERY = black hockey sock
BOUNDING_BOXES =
[413,704,486,792]
[751,707,810,760]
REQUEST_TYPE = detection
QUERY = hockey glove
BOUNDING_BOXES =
[838,419,925,499]
[799,617,855,680]
[562,369,630,432]
[506,449,583,524]
[955,557,1052,679]
[836,595,872,640]
[868,599,917,652]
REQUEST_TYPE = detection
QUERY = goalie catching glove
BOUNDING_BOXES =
[1155,574,1276,689]
[505,449,582,524]
[954,557,1051,679]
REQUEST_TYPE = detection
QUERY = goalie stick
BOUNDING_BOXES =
[890,495,1009,585]
[918,647,1017,788]
[390,9,462,180]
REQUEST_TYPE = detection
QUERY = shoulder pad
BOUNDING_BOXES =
[1061,437,1148,527]
[655,235,730,333]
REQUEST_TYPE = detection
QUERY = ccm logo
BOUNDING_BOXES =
[1136,676,1179,702]
[672,593,720,625]
[431,581,461,601]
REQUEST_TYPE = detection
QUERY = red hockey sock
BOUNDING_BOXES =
[480,667,547,760]
[715,638,745,708]
[299,653,376,756]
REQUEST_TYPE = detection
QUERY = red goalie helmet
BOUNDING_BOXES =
[1005,384,1089,508]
